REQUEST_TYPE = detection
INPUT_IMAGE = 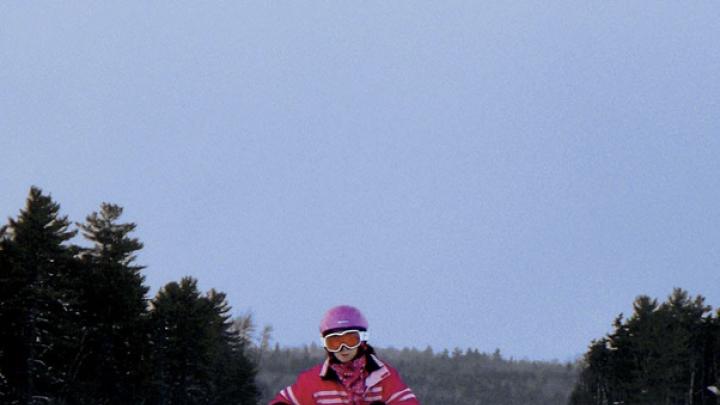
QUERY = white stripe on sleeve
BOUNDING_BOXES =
[287,386,300,405]
[387,388,413,403]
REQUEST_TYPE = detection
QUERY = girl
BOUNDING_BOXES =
[269,305,420,405]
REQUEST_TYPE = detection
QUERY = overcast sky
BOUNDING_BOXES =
[2,2,719,361]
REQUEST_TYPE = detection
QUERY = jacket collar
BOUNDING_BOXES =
[319,353,390,388]
[364,354,391,388]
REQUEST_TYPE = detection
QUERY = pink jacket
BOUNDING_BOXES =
[269,354,420,405]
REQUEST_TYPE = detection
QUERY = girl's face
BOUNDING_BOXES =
[333,346,359,363]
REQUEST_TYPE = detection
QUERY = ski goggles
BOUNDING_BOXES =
[321,329,369,353]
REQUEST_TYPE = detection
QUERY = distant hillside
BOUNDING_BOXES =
[256,344,579,405]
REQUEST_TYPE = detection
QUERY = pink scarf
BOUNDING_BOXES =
[330,356,368,403]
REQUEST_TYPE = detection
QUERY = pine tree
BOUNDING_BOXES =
[149,278,207,405]
[571,289,719,405]
[70,203,150,404]
[659,289,711,404]
[0,187,79,404]
[205,289,259,405]
[148,277,258,405]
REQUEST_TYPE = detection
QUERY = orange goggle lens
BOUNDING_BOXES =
[323,330,363,352]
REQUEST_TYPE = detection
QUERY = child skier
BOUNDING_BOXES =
[269,305,420,405]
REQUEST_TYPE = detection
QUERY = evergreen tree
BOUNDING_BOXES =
[205,290,258,405]
[0,187,79,404]
[149,277,258,405]
[571,289,719,405]
[149,278,206,405]
[70,203,150,404]
[658,289,711,404]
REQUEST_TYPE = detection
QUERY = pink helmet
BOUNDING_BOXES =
[319,305,369,336]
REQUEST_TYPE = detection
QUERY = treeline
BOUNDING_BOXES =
[256,343,578,405]
[6,187,720,405]
[570,289,720,405]
[0,187,258,404]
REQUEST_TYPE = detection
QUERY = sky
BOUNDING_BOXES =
[1,2,719,361]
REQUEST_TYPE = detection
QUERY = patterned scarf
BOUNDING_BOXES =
[330,355,368,403]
